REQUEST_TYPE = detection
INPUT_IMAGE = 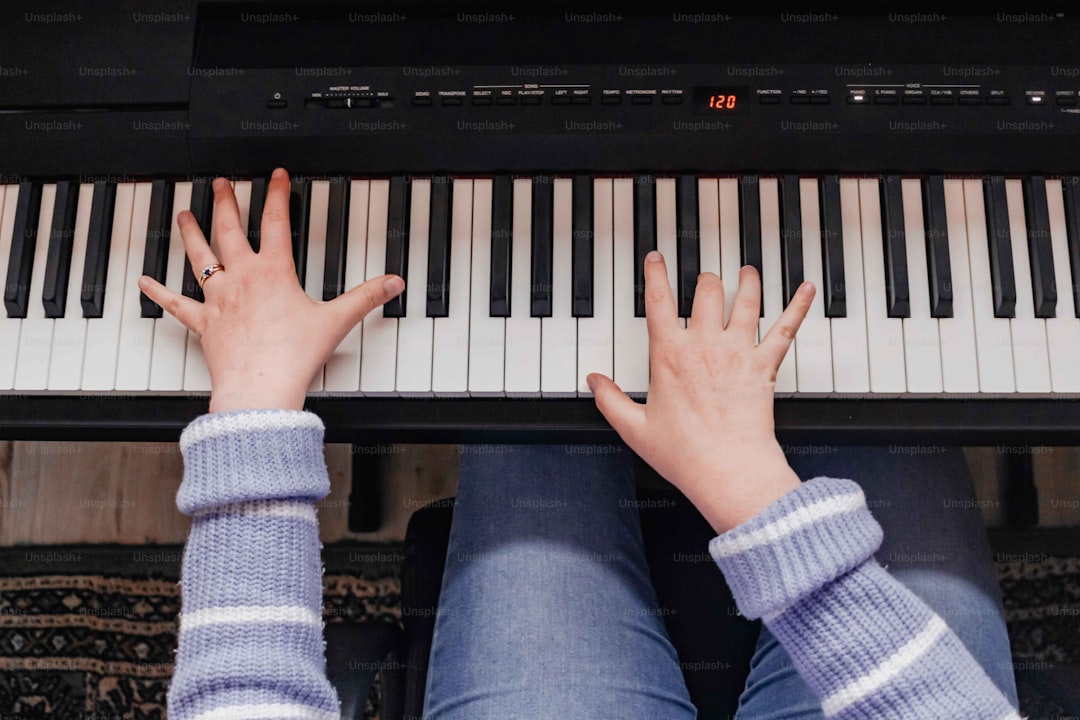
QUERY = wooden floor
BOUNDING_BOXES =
[0,441,1077,545]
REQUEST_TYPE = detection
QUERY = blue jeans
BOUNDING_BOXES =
[422,444,1019,719]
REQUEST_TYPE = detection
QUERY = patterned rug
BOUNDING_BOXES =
[0,543,403,720]
[0,535,1078,720]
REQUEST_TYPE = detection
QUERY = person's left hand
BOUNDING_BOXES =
[137,168,404,413]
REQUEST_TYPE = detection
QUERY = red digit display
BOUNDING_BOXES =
[692,86,747,115]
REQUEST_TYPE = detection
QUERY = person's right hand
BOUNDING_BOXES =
[586,251,813,534]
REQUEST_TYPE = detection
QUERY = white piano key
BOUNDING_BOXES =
[14,184,57,390]
[46,183,94,390]
[429,177,473,397]
[697,178,721,278]
[578,178,614,396]
[613,177,649,396]
[505,178,541,396]
[324,180,369,392]
[859,178,907,394]
[147,181,192,391]
[1045,178,1080,392]
[396,178,434,396]
[234,180,252,235]
[939,179,980,394]
[830,178,870,394]
[541,177,577,396]
[360,179,398,395]
[0,186,20,389]
[718,178,742,327]
[304,180,330,392]
[759,178,796,395]
[431,178,473,396]
[655,177,685,328]
[81,183,134,390]
[1005,178,1051,392]
[794,177,833,394]
[115,183,157,390]
[468,178,505,396]
[899,178,943,393]
[963,178,1015,393]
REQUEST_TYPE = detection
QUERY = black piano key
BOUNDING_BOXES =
[531,176,554,317]
[880,176,910,318]
[42,181,81,318]
[322,177,349,301]
[247,176,267,251]
[922,175,953,318]
[738,176,763,316]
[289,176,311,289]
[571,175,593,318]
[676,175,699,318]
[819,175,846,317]
[1022,175,1057,318]
[1063,178,1080,317]
[80,180,117,318]
[383,175,410,317]
[426,176,452,317]
[182,177,213,303]
[3,182,42,318]
[489,175,513,318]
[139,179,173,318]
[983,176,1016,318]
[633,175,656,318]
[778,175,804,308]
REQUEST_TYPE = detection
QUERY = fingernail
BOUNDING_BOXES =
[586,374,597,393]
[383,276,404,296]
[212,177,226,190]
[272,168,286,179]
[645,250,662,263]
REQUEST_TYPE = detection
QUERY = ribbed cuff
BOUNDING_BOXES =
[708,476,883,620]
[176,409,329,515]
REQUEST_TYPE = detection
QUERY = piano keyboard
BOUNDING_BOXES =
[3,174,1080,398]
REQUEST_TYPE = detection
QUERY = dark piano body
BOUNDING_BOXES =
[1,4,1079,443]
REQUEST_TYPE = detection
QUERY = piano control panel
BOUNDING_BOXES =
[264,63,1080,128]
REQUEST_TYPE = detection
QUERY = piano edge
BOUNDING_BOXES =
[1,395,1078,445]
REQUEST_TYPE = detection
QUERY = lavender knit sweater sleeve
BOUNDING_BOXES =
[167,409,340,720]
[710,476,1024,719]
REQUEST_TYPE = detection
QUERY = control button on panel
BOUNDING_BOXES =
[496,96,517,105]
[601,95,621,105]
[901,94,926,105]
[412,96,432,106]
[1058,95,1078,106]
[472,96,493,105]
[630,95,653,105]
[572,96,591,105]
[521,95,542,105]
[441,97,463,106]
[873,95,899,105]
[809,95,830,104]
[958,95,982,105]
[987,96,1010,105]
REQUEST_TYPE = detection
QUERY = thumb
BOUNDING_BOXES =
[587,373,646,444]
[327,274,404,328]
